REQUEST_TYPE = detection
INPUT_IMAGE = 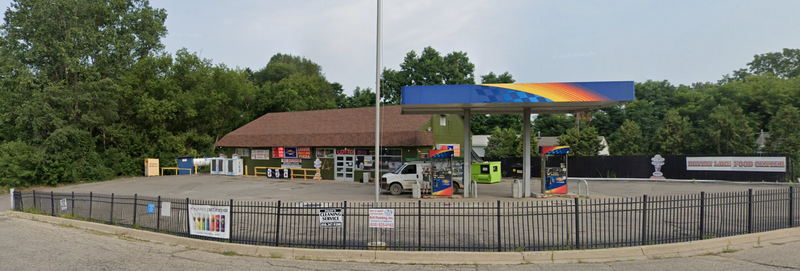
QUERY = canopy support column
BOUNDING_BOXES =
[523,108,532,197]
[463,109,472,198]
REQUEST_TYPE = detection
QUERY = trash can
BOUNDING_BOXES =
[471,162,502,183]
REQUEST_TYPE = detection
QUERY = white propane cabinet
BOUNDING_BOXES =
[226,158,243,176]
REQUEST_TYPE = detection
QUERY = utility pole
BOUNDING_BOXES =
[374,0,383,202]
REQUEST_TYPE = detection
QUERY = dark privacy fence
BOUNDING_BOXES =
[498,154,793,182]
[12,188,800,251]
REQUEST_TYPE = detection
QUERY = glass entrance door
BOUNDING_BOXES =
[335,154,355,181]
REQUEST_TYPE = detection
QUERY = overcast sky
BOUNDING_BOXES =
[4,0,800,94]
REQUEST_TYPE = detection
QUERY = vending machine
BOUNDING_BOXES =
[540,146,570,194]
[427,148,455,196]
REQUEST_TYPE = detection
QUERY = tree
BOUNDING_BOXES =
[557,125,602,156]
[342,87,376,108]
[703,105,756,154]
[652,110,694,154]
[610,120,645,155]
[381,47,475,104]
[533,114,574,136]
[484,127,537,159]
[471,71,520,134]
[2,0,167,82]
[765,106,800,159]
[732,48,800,80]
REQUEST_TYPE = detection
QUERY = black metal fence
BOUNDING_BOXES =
[12,188,799,251]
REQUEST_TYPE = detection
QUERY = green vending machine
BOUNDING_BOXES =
[471,162,502,183]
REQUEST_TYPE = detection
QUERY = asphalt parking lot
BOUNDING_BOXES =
[27,174,792,203]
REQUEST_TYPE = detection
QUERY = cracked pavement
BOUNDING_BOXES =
[1,215,798,271]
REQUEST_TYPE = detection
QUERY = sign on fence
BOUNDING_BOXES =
[368,209,395,229]
[188,204,230,239]
[60,198,68,211]
[686,157,786,172]
[319,208,343,228]
[161,202,171,216]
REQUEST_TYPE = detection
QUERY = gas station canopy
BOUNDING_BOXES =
[400,81,635,114]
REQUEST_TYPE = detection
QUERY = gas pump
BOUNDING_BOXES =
[426,148,454,196]
[540,146,570,194]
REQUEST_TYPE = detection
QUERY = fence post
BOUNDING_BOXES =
[88,192,93,220]
[417,200,422,251]
[747,189,753,233]
[641,194,648,245]
[342,201,347,248]
[699,191,705,240]
[156,196,161,231]
[789,187,794,228]
[185,198,190,237]
[574,198,580,249]
[229,199,234,243]
[133,194,138,226]
[110,193,115,224]
[71,192,75,217]
[496,200,501,252]
[50,191,55,216]
[275,201,282,246]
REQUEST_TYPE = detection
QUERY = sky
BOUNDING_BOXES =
[4,0,800,94]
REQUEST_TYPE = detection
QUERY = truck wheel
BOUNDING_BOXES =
[389,183,404,195]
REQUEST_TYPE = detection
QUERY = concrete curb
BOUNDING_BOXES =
[4,211,799,265]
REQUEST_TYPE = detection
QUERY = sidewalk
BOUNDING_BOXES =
[4,210,799,265]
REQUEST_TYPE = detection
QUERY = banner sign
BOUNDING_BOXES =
[368,209,395,229]
[161,202,171,216]
[686,157,786,172]
[284,147,298,158]
[319,208,343,228]
[298,147,312,159]
[272,147,285,158]
[251,149,269,160]
[188,204,230,239]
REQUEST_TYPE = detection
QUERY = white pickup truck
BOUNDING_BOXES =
[379,161,463,195]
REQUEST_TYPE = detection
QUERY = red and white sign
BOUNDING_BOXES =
[368,209,395,229]
[686,157,786,172]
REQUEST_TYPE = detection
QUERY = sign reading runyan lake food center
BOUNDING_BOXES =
[318,208,343,228]
[368,209,395,229]
[686,157,786,172]
[188,204,230,239]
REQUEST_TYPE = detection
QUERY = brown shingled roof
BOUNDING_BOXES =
[215,105,435,147]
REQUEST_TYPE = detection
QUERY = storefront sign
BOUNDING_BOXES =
[368,209,395,229]
[298,147,311,159]
[686,157,786,172]
[188,204,230,239]
[284,147,298,158]
[319,208,343,228]
[272,147,285,158]
[251,149,269,160]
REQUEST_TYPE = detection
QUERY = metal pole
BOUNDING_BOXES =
[523,108,531,197]
[463,109,472,198]
[373,0,382,203]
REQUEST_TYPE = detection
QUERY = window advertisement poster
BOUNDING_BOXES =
[319,208,343,228]
[251,149,269,160]
[188,204,230,239]
[368,209,395,229]
[284,147,298,158]
[298,147,312,159]
[272,147,285,158]
[686,157,786,172]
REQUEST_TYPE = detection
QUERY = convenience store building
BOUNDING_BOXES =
[214,105,464,182]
